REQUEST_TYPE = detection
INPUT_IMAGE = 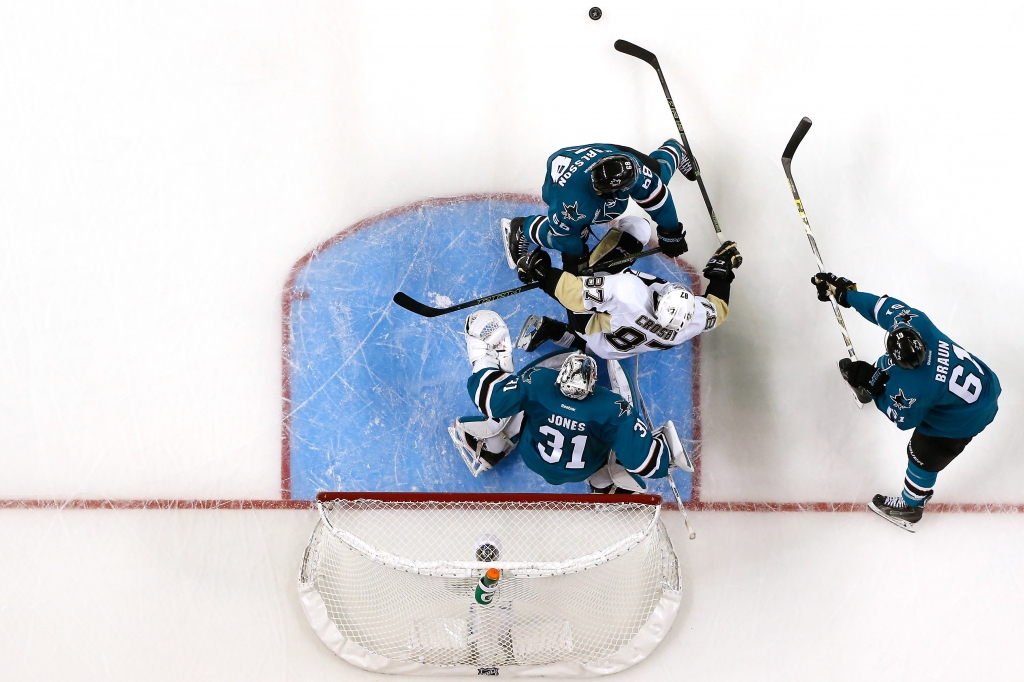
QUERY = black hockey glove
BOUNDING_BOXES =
[838,358,889,401]
[702,254,734,283]
[517,248,552,285]
[710,240,742,269]
[656,224,688,258]
[811,272,856,307]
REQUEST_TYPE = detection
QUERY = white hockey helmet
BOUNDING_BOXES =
[555,352,598,400]
[655,284,696,332]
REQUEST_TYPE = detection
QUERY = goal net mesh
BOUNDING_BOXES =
[298,494,680,674]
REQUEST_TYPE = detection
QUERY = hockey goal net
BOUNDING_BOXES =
[298,492,681,676]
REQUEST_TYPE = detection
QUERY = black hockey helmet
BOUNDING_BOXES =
[591,155,637,196]
[885,324,927,369]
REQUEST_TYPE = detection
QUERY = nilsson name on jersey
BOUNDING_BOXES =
[551,147,612,187]
[548,414,587,432]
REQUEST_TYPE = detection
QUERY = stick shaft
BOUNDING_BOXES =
[615,39,725,244]
[392,283,540,318]
[781,118,864,408]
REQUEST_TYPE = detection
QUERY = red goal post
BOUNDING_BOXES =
[299,491,682,676]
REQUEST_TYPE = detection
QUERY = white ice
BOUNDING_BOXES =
[1,0,1023,679]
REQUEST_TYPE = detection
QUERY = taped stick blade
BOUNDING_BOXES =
[782,117,813,162]
[614,39,660,68]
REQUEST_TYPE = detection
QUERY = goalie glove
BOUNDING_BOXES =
[811,272,856,307]
[839,358,888,403]
[464,310,514,373]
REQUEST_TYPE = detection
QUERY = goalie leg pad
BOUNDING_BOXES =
[654,420,694,473]
[449,414,522,477]
[465,310,514,373]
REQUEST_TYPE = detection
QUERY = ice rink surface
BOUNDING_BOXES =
[1,0,1023,679]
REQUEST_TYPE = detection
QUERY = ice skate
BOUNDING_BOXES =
[868,493,931,533]
[501,217,529,270]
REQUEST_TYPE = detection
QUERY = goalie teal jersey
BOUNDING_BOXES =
[520,144,681,256]
[466,363,668,485]
[846,290,1000,438]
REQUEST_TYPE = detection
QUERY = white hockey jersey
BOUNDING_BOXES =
[553,270,727,360]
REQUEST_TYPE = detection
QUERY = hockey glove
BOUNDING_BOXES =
[656,224,688,258]
[838,358,889,398]
[702,255,734,283]
[710,240,742,269]
[517,248,552,285]
[811,272,856,307]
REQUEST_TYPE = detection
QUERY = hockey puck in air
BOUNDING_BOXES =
[589,7,602,20]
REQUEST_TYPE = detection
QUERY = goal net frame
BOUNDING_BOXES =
[298,492,682,677]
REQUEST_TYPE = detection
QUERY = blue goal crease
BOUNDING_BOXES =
[285,197,696,501]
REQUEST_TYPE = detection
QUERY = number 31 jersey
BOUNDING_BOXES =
[846,290,1001,439]
[466,364,667,485]
[551,269,728,360]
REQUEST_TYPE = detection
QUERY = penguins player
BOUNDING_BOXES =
[501,141,699,274]
[448,309,690,493]
[813,273,1001,532]
[513,215,740,361]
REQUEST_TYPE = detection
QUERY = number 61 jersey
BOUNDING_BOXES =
[553,269,727,360]
[846,291,1001,439]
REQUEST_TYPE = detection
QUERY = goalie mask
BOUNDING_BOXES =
[655,284,696,332]
[591,155,637,196]
[555,352,598,400]
[885,324,927,370]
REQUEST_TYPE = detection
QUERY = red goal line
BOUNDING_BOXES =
[0,499,1022,513]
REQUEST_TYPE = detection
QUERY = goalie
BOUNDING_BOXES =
[449,310,691,494]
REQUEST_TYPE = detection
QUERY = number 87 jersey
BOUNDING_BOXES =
[846,291,1001,439]
[560,270,727,360]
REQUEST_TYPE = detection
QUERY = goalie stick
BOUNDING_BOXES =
[781,117,869,408]
[614,39,741,268]
[631,356,696,540]
[393,248,664,318]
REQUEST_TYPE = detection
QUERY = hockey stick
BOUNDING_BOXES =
[392,283,540,318]
[579,247,662,276]
[781,117,868,408]
[632,356,696,539]
[395,246,666,317]
[614,39,740,267]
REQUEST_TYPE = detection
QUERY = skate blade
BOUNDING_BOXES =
[868,500,917,533]
[448,426,485,477]
[515,315,542,351]
[500,218,516,270]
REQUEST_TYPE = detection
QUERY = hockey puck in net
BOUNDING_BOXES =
[589,7,602,20]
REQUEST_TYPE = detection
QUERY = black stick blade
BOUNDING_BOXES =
[614,39,660,68]
[392,291,445,318]
[782,117,813,162]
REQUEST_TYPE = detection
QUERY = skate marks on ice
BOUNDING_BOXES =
[282,195,699,500]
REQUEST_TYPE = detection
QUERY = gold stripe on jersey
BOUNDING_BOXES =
[588,228,624,266]
[554,272,587,312]
[706,294,729,327]
[585,312,612,336]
